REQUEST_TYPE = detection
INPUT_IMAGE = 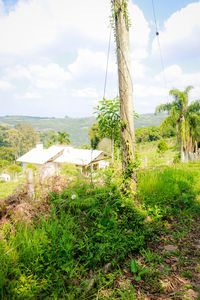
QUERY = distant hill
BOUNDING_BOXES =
[0,113,166,146]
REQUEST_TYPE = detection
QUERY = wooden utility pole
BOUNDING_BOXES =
[114,0,136,171]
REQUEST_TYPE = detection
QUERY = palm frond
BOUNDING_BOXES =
[155,103,173,114]
[187,100,200,113]
[169,88,180,99]
[184,85,194,94]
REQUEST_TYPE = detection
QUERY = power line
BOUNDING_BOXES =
[151,0,169,98]
[103,26,112,99]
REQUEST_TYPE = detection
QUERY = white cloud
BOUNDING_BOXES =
[0,80,13,90]
[131,58,148,79]
[71,87,98,98]
[134,84,167,98]
[22,92,41,99]
[5,65,31,80]
[155,64,200,90]
[6,63,71,89]
[0,0,4,16]
[129,3,150,59]
[0,0,173,117]
[0,0,150,59]
[0,0,110,55]
[68,49,110,78]
[133,64,200,113]
[67,47,148,83]
[29,64,71,89]
[152,2,200,60]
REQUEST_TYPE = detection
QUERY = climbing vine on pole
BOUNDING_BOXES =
[110,0,137,192]
[110,0,131,31]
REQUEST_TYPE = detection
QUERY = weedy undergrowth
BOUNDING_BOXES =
[0,162,200,298]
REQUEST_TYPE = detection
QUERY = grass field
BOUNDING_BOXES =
[0,181,22,199]
[137,137,178,168]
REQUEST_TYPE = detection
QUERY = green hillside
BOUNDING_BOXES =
[0,113,166,146]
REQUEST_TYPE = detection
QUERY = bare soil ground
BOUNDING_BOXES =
[114,217,200,299]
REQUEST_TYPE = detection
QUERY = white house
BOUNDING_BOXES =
[17,144,110,176]
[0,173,11,182]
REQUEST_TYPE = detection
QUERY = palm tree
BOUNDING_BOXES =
[156,86,200,162]
[186,101,200,153]
[47,131,70,147]
[57,131,70,145]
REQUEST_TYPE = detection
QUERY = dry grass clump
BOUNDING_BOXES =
[0,175,72,225]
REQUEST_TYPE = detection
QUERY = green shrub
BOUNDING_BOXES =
[26,163,38,173]
[157,140,168,154]
[0,179,150,298]
[60,162,79,178]
[7,164,22,176]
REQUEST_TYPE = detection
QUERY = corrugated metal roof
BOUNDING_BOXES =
[53,146,104,166]
[17,146,63,165]
[17,145,110,166]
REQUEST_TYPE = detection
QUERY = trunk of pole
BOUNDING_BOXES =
[115,0,135,170]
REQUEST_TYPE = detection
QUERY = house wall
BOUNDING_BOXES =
[22,158,110,178]
[0,174,11,182]
[39,163,57,179]
[22,163,42,172]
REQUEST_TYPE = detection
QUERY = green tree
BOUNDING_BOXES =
[186,101,200,153]
[95,97,121,162]
[0,147,15,162]
[156,86,200,162]
[135,127,149,143]
[0,124,39,158]
[16,123,39,155]
[160,117,176,138]
[5,127,22,158]
[80,144,91,150]
[0,125,10,147]
[157,140,168,156]
[39,130,56,148]
[57,131,70,145]
[148,126,161,141]
[46,131,70,147]
[89,123,100,149]
[0,159,9,170]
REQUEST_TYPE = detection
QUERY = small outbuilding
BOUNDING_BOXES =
[0,173,11,182]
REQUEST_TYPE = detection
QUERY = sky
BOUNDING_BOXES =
[0,0,200,118]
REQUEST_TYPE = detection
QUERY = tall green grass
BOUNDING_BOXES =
[138,162,200,219]
[0,163,200,298]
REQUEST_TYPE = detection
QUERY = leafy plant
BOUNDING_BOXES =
[95,97,121,161]
[157,140,168,156]
[130,258,150,281]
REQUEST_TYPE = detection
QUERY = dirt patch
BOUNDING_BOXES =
[0,175,71,226]
[115,217,200,299]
